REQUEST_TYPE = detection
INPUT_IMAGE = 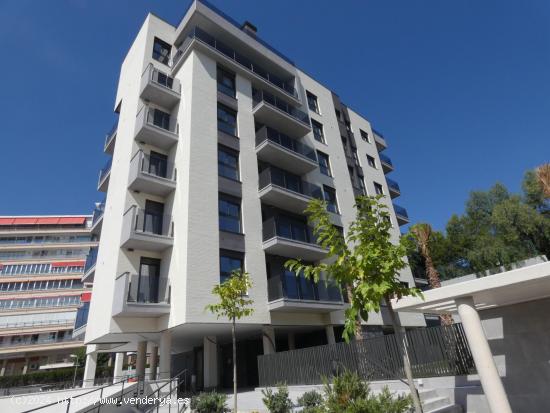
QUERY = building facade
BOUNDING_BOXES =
[0,216,95,376]
[84,0,424,389]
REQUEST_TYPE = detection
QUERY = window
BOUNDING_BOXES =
[156,71,173,89]
[220,251,243,283]
[374,182,384,195]
[218,146,239,180]
[317,151,332,177]
[219,195,241,233]
[358,177,367,194]
[311,120,325,143]
[367,155,376,168]
[217,66,236,97]
[351,147,360,165]
[360,129,370,143]
[152,108,171,130]
[335,109,341,122]
[323,186,339,214]
[217,104,237,136]
[306,91,320,113]
[152,37,171,65]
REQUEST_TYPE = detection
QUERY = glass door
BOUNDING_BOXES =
[138,257,160,303]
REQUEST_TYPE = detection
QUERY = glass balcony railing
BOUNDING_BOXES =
[259,167,322,199]
[268,273,342,303]
[98,159,112,184]
[130,208,173,238]
[131,150,176,181]
[0,319,74,330]
[252,89,310,126]
[144,63,181,94]
[173,26,297,98]
[137,105,178,135]
[74,302,89,331]
[126,273,167,304]
[84,247,97,274]
[262,216,318,245]
[0,335,79,349]
[386,178,400,193]
[91,202,105,227]
[104,123,117,149]
[379,153,393,167]
[255,126,317,162]
[393,204,409,219]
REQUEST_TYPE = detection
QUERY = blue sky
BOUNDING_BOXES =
[0,0,548,230]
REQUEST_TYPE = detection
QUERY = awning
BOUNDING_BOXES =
[81,292,92,302]
[0,216,87,226]
[39,362,75,370]
[51,261,86,268]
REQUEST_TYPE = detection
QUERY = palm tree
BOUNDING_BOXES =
[410,223,452,325]
[536,163,550,198]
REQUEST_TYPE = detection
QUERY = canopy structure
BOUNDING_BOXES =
[392,260,550,413]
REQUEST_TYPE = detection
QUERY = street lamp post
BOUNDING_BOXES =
[70,354,79,388]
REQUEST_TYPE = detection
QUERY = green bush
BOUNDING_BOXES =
[190,391,229,413]
[297,390,324,413]
[261,384,293,413]
[0,365,113,389]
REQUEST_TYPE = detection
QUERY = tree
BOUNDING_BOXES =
[285,195,424,413]
[536,163,550,198]
[410,223,452,325]
[206,270,254,413]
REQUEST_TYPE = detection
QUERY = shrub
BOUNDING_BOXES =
[297,390,324,413]
[261,384,293,413]
[190,391,229,413]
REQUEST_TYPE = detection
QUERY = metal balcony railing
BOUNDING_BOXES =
[144,63,181,94]
[124,206,173,238]
[255,126,316,162]
[0,319,75,330]
[173,26,297,98]
[0,335,79,349]
[259,167,322,199]
[74,302,89,331]
[252,89,310,126]
[91,202,105,227]
[125,273,167,304]
[136,105,178,134]
[262,216,317,245]
[104,123,117,149]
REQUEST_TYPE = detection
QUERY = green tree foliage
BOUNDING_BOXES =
[262,385,293,413]
[298,390,324,413]
[408,168,550,280]
[190,391,229,413]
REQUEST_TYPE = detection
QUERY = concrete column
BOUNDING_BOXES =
[83,353,97,388]
[136,341,147,381]
[456,297,512,413]
[325,325,336,345]
[0,359,7,377]
[149,346,159,380]
[113,353,125,383]
[159,330,172,380]
[287,332,295,350]
[203,336,218,389]
[262,326,276,355]
[21,358,30,375]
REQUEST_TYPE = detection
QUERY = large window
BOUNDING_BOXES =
[152,108,171,130]
[323,186,339,214]
[152,37,171,65]
[311,119,325,143]
[317,151,332,177]
[360,129,370,143]
[374,182,384,195]
[220,251,243,283]
[217,104,237,136]
[217,66,236,97]
[367,155,376,168]
[218,146,239,180]
[306,91,320,113]
[219,195,241,233]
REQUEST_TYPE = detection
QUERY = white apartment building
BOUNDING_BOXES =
[0,215,95,376]
[84,0,424,389]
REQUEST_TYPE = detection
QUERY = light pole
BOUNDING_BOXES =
[70,354,79,388]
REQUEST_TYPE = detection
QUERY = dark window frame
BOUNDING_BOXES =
[152,37,171,65]
[219,250,244,284]
[317,151,332,177]
[374,182,384,195]
[360,129,370,143]
[311,119,325,143]
[306,91,320,113]
[217,66,236,98]
[218,145,240,181]
[218,194,242,234]
[217,104,238,136]
[323,185,339,214]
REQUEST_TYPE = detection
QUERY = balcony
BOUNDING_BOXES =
[134,105,178,150]
[373,128,388,152]
[172,26,298,103]
[72,301,89,338]
[252,89,311,137]
[262,217,327,261]
[0,335,79,350]
[112,272,170,317]
[97,159,112,192]
[255,126,317,175]
[120,206,173,251]
[128,150,176,197]
[393,204,410,226]
[83,247,97,283]
[386,178,401,198]
[90,201,105,235]
[104,123,117,155]
[259,167,322,214]
[379,153,394,173]
[267,273,343,313]
[140,63,181,109]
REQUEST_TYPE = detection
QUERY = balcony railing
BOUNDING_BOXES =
[268,273,342,303]
[0,319,75,330]
[262,217,317,245]
[84,247,97,274]
[252,89,310,126]
[393,204,409,219]
[0,335,79,349]
[104,123,117,152]
[130,150,176,181]
[127,273,167,304]
[259,167,322,199]
[98,159,112,185]
[379,153,393,167]
[131,208,173,238]
[91,202,105,227]
[255,126,316,162]
[386,178,400,193]
[173,26,297,98]
[137,105,178,135]
[74,302,89,331]
[144,63,180,94]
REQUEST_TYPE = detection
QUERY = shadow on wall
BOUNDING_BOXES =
[454,298,550,412]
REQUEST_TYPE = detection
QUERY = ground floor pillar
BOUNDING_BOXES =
[136,341,147,381]
[83,352,97,388]
[0,359,6,377]
[262,326,276,355]
[287,332,295,350]
[149,346,159,380]
[456,296,512,413]
[21,358,30,375]
[113,353,125,383]
[325,325,336,345]
[159,329,172,380]
[203,336,218,389]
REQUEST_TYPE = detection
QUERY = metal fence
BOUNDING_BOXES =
[258,323,476,386]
